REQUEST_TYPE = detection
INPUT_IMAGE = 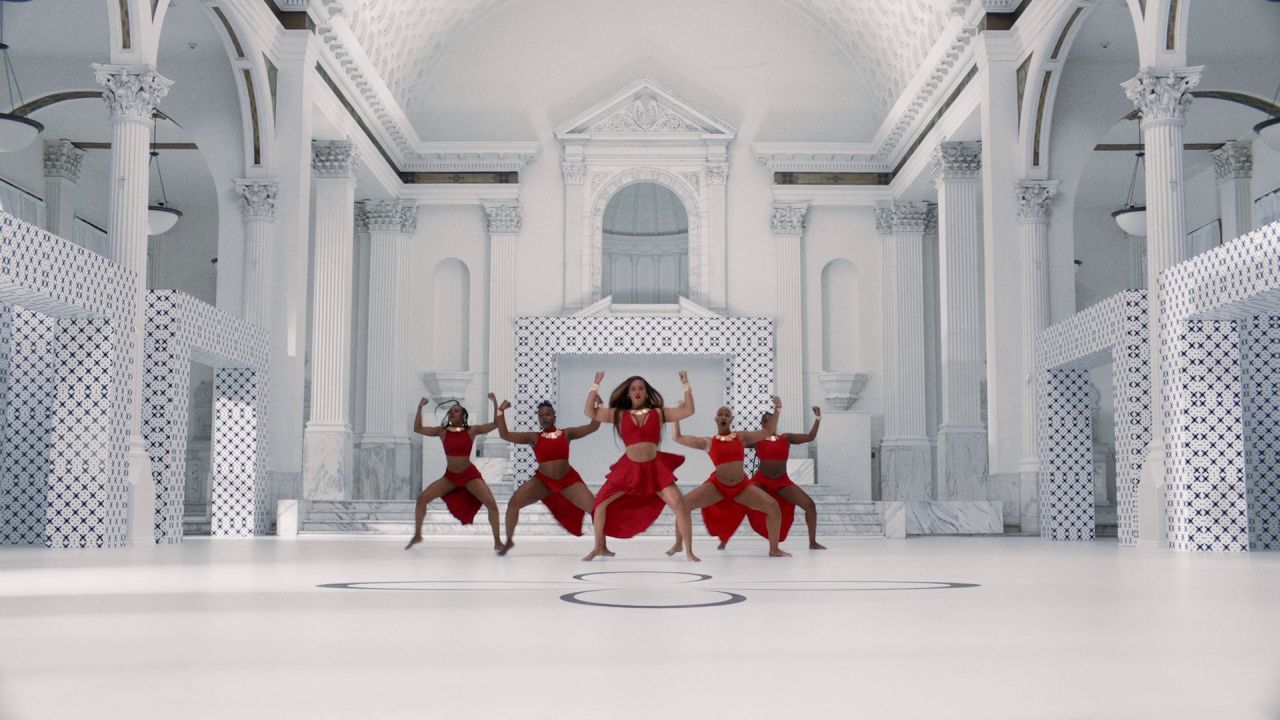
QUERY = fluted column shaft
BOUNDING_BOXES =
[234,180,277,329]
[360,200,403,440]
[43,140,85,240]
[1212,141,1253,242]
[1017,181,1057,475]
[485,204,521,408]
[771,204,807,434]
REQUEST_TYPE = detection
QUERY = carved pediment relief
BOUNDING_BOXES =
[555,78,736,140]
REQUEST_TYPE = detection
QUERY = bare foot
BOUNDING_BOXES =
[809,541,827,550]
[496,541,512,556]
[769,548,793,558]
[665,541,682,557]
[404,536,422,550]
[582,547,607,561]
[686,552,702,563]
[601,547,616,557]
[717,541,727,550]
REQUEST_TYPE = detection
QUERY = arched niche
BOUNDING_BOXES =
[596,174,695,305]
[821,259,859,371]
[431,258,470,371]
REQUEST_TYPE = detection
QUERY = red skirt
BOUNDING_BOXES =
[533,467,587,536]
[700,475,755,544]
[746,473,797,541]
[441,465,484,525]
[594,452,684,538]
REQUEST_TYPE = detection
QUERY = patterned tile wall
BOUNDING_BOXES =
[513,315,774,479]
[1036,290,1149,544]
[144,290,270,542]
[1243,316,1280,550]
[0,212,134,548]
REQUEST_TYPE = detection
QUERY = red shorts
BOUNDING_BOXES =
[746,471,798,542]
[593,452,684,538]
[441,464,484,525]
[700,474,755,544]
[532,467,587,536]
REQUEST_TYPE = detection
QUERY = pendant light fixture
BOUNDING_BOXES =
[1112,120,1147,237]
[147,118,181,235]
[0,0,43,152]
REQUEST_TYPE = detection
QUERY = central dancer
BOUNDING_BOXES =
[583,371,699,562]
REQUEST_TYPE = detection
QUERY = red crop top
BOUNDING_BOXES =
[618,408,662,446]
[532,430,570,463]
[754,435,789,462]
[441,428,473,457]
[708,433,745,465]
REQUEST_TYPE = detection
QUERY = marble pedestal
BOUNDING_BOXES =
[880,440,933,501]
[906,500,1003,534]
[354,440,412,500]
[816,413,872,500]
[936,426,988,500]
[303,426,352,500]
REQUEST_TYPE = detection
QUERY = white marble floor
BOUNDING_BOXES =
[2,536,1279,719]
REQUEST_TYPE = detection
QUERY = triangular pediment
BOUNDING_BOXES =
[555,78,736,139]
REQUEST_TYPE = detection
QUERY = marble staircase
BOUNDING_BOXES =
[298,483,886,538]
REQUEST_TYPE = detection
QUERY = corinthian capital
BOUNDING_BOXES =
[311,140,360,178]
[931,141,982,181]
[484,203,522,234]
[399,202,419,234]
[93,64,172,121]
[1211,141,1252,183]
[233,179,278,220]
[770,203,808,235]
[357,200,402,233]
[1015,180,1058,224]
[562,162,585,185]
[874,205,895,236]
[890,202,931,233]
[1122,66,1202,125]
[43,140,85,182]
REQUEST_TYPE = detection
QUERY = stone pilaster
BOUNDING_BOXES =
[932,142,988,500]
[771,203,807,434]
[880,201,934,501]
[233,179,278,329]
[42,139,85,240]
[1122,65,1201,547]
[484,203,520,468]
[1016,179,1058,488]
[303,140,359,500]
[1211,141,1253,243]
[94,63,171,544]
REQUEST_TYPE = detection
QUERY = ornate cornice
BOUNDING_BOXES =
[1122,66,1203,125]
[874,205,895,236]
[1211,141,1252,183]
[590,95,703,133]
[770,204,808,235]
[311,140,360,179]
[484,203,522,234]
[357,200,403,233]
[890,202,931,233]
[931,141,982,180]
[233,179,279,220]
[707,163,729,186]
[1016,180,1059,224]
[562,162,586,185]
[93,64,172,121]
[43,140,85,182]
[399,203,419,234]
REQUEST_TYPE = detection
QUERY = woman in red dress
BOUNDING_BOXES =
[491,393,605,555]
[404,398,503,552]
[666,397,792,557]
[582,371,699,562]
[738,404,826,550]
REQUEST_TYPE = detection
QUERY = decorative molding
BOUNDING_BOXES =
[891,202,931,233]
[92,64,172,121]
[233,179,279,220]
[818,372,869,411]
[556,78,736,140]
[875,205,895,235]
[42,140,85,183]
[770,203,809,235]
[311,140,360,179]
[591,95,703,133]
[484,203,522,234]
[1016,180,1059,224]
[398,202,419,234]
[1212,141,1253,183]
[401,143,539,173]
[562,162,586,185]
[754,143,884,173]
[1122,66,1204,124]
[357,200,402,233]
[931,141,982,180]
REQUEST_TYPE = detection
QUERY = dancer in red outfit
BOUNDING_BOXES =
[582,371,699,562]
[666,397,792,557]
[404,398,503,552]
[737,404,826,550]
[491,393,607,555]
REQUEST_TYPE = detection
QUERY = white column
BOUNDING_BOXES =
[561,161,586,310]
[42,139,85,240]
[233,179,277,329]
[303,140,359,500]
[94,63,172,544]
[484,203,520,466]
[393,203,418,480]
[771,203,807,435]
[1122,65,1202,547]
[706,161,729,310]
[879,202,934,501]
[1211,141,1253,242]
[1016,179,1058,528]
[933,142,988,500]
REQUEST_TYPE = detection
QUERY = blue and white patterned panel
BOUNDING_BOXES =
[0,212,134,548]
[1036,290,1149,544]
[0,306,11,427]
[1161,221,1280,551]
[513,315,774,479]
[1242,316,1280,550]
[144,290,270,542]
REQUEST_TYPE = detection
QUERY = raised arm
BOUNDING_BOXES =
[662,370,696,422]
[413,398,444,437]
[739,396,783,444]
[784,406,823,445]
[585,371,613,423]
[490,394,538,445]
[566,399,603,441]
[672,418,710,451]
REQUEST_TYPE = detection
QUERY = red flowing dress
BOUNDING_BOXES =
[530,430,588,536]
[593,409,684,538]
[698,433,756,545]
[746,435,798,542]
[439,429,484,525]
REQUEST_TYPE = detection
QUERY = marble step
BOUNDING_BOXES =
[302,508,883,524]
[300,520,886,537]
